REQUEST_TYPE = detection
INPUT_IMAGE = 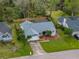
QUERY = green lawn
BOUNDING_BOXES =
[40,29,79,53]
[0,23,32,59]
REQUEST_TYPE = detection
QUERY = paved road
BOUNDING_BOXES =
[11,50,79,59]
[29,41,46,55]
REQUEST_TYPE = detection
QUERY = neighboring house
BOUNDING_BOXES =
[0,22,12,42]
[20,20,56,41]
[58,16,79,38]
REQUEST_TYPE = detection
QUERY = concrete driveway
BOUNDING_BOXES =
[11,50,79,59]
[29,41,46,55]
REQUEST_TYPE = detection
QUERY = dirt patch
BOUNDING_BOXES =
[14,16,48,23]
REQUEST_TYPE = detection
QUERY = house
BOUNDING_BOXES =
[20,20,56,41]
[58,16,79,38]
[0,22,12,42]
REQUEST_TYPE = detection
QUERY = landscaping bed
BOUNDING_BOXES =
[40,29,79,52]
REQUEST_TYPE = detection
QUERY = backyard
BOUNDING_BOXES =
[0,23,32,59]
[40,28,79,52]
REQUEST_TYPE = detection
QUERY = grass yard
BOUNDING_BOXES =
[0,23,32,59]
[40,29,79,53]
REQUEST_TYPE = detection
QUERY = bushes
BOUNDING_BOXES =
[42,30,52,36]
[27,36,32,39]
[59,25,72,35]
[64,28,72,35]
[56,24,72,35]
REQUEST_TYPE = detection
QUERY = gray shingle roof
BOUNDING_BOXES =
[20,21,56,37]
[32,22,55,33]
[59,16,79,32]
[0,22,12,34]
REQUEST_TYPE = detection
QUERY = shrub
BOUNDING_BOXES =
[42,30,52,36]
[59,25,72,35]
[64,28,72,35]
[60,25,65,31]
[27,36,32,39]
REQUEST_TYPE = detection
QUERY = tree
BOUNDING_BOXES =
[17,0,60,17]
[64,0,79,16]
[0,3,4,21]
[51,10,67,23]
[2,0,15,7]
[3,7,20,22]
[0,0,20,23]
[56,0,65,10]
[43,0,60,16]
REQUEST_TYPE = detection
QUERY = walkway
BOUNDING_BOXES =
[29,41,46,55]
[11,50,79,59]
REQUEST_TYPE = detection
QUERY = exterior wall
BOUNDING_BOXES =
[63,23,69,28]
[51,32,56,36]
[51,30,56,36]
[63,18,69,28]
[28,36,39,42]
[20,26,24,30]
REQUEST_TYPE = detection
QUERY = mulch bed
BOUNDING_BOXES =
[40,35,59,41]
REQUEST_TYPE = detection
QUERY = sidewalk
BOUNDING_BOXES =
[10,50,79,59]
[29,41,46,55]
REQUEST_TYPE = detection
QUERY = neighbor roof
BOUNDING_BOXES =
[59,16,79,32]
[0,22,12,34]
[20,21,56,37]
